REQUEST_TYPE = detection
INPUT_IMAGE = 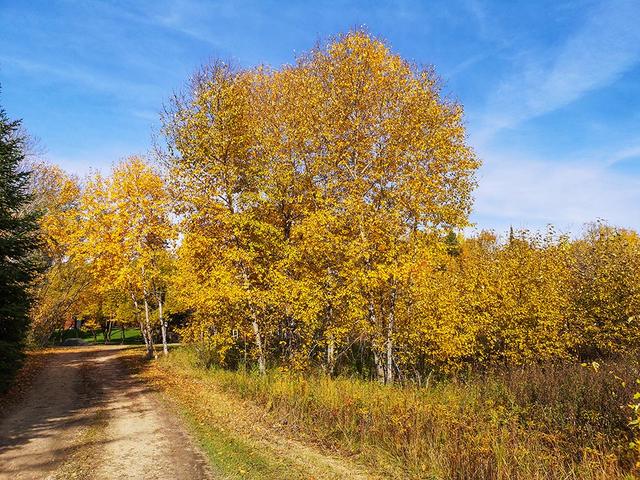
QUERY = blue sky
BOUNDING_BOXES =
[1,0,639,234]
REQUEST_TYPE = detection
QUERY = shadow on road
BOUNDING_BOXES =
[0,346,155,478]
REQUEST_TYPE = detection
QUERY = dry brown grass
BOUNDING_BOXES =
[160,348,640,479]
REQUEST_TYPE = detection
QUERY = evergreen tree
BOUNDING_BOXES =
[0,106,40,391]
[444,230,462,257]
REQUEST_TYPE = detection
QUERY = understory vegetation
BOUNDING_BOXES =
[159,347,640,479]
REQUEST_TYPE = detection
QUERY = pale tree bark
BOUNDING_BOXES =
[139,319,149,350]
[369,300,386,383]
[142,294,156,358]
[157,293,168,356]
[251,318,266,375]
[104,319,114,344]
[385,315,394,384]
[325,300,336,375]
[132,294,152,358]
[327,336,335,375]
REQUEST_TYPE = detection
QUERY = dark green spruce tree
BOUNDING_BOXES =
[0,106,40,392]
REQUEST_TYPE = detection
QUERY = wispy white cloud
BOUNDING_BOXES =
[461,0,492,41]
[472,146,640,234]
[477,0,640,140]
[605,144,640,166]
[144,1,224,47]
[447,52,490,79]
[0,56,163,102]
[468,0,640,233]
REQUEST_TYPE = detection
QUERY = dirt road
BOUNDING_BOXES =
[0,346,213,480]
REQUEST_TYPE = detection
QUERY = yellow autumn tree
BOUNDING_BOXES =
[76,157,174,356]
[569,222,640,357]
[294,32,479,381]
[162,62,273,372]
[477,229,573,364]
[23,34,640,380]
[162,31,479,379]
[27,162,90,344]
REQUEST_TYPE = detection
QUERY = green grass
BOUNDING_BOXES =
[151,351,349,479]
[178,406,295,479]
[52,327,143,345]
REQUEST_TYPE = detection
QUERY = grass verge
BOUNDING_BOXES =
[152,348,640,480]
[144,349,373,479]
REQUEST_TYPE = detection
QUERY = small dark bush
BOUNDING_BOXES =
[0,341,25,394]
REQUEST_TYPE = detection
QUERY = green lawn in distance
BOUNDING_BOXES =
[52,327,144,345]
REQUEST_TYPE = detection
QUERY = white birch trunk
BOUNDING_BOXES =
[158,294,168,356]
[327,337,335,375]
[143,295,155,358]
[132,295,152,357]
[252,318,266,375]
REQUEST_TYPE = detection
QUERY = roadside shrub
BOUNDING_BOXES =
[0,341,25,393]
[164,347,638,479]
